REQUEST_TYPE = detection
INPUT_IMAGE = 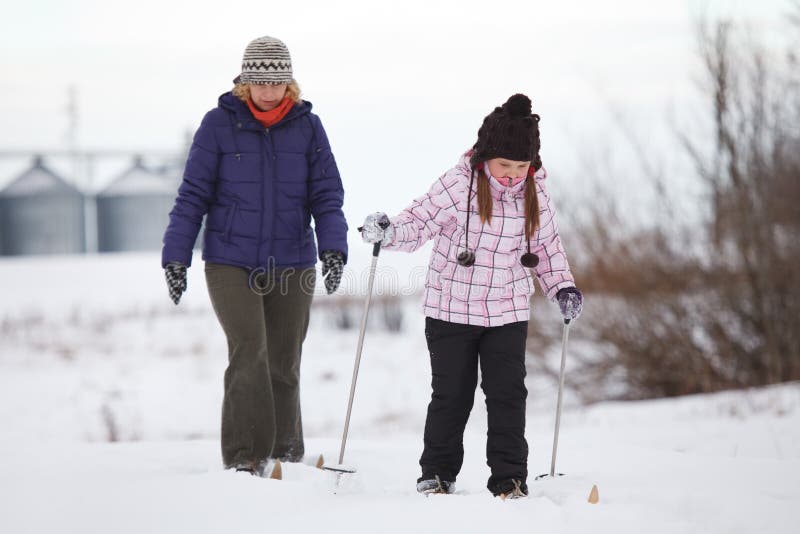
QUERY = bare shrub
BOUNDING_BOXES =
[101,403,119,443]
[537,15,800,401]
[314,294,406,333]
[381,300,404,332]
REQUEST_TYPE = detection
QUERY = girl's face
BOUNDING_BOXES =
[486,158,531,182]
[249,84,288,111]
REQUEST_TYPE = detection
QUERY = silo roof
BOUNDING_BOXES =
[0,158,80,197]
[99,161,176,196]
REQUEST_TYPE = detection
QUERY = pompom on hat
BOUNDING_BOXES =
[233,35,293,85]
[470,94,542,170]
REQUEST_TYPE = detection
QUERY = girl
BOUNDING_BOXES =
[360,94,582,498]
[162,35,348,475]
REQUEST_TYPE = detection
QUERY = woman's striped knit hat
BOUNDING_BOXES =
[235,36,293,85]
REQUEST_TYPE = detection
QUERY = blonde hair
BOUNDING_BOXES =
[232,79,302,103]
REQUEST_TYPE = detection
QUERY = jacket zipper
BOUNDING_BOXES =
[266,128,277,269]
[230,107,302,269]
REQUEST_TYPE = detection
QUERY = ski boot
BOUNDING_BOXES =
[491,479,528,500]
[416,474,455,495]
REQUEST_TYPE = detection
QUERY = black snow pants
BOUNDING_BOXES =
[205,262,315,469]
[419,317,529,490]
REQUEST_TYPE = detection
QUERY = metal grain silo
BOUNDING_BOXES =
[0,156,86,256]
[96,157,176,252]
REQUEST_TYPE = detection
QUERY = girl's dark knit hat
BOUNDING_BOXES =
[470,94,541,169]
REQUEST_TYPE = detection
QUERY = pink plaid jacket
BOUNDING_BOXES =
[383,152,575,327]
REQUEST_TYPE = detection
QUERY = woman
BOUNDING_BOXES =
[360,94,582,498]
[162,35,348,475]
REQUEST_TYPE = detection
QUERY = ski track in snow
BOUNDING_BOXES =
[0,252,798,533]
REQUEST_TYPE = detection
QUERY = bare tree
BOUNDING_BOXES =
[531,13,800,401]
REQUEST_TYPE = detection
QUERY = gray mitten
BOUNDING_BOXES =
[360,212,394,244]
[556,287,583,321]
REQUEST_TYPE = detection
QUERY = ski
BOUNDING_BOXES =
[266,454,325,480]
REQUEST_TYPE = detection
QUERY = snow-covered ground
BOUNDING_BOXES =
[1,252,798,534]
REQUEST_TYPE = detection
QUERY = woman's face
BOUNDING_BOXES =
[486,158,531,182]
[249,84,288,111]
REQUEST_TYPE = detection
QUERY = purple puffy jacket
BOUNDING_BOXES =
[162,92,348,270]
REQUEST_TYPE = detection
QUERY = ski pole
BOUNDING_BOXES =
[549,318,571,476]
[325,222,389,474]
[537,318,571,479]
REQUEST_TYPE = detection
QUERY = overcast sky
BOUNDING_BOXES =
[0,0,793,224]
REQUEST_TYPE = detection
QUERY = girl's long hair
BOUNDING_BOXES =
[475,167,541,243]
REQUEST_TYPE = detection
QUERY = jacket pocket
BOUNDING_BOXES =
[219,152,261,182]
[223,203,238,242]
[448,264,509,302]
[274,208,305,242]
[296,207,308,242]
[513,265,533,297]
[425,250,448,290]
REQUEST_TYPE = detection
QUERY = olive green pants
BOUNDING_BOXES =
[205,262,315,468]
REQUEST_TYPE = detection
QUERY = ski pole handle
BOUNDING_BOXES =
[358,219,391,257]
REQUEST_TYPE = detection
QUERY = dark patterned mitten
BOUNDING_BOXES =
[165,262,187,305]
[321,250,345,295]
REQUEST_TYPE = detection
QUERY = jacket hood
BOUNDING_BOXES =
[218,91,312,129]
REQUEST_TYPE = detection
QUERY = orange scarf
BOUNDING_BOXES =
[246,97,294,127]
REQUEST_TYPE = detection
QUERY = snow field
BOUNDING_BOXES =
[0,252,798,533]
